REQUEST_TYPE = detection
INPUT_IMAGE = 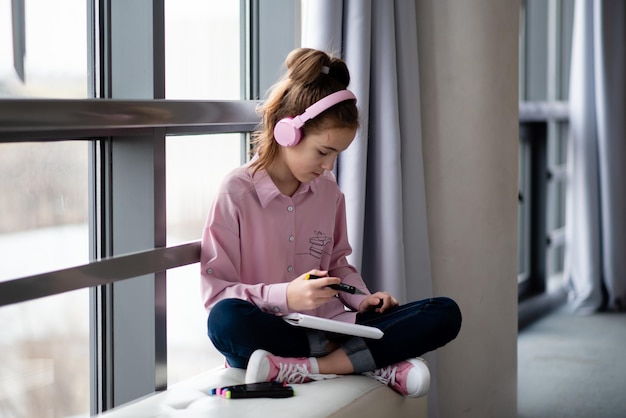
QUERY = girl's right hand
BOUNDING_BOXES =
[286,270,341,311]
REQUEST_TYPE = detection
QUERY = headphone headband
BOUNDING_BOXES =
[292,90,357,129]
[274,89,356,147]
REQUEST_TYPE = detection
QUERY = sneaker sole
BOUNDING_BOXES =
[405,358,430,398]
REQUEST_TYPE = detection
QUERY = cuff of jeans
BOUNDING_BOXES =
[342,336,376,373]
[306,330,330,357]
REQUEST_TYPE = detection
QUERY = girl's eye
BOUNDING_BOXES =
[318,150,328,156]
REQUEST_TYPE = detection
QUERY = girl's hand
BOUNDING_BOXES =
[286,270,341,311]
[358,291,398,314]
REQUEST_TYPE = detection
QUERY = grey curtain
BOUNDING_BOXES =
[302,1,438,416]
[566,0,626,313]
[302,0,432,304]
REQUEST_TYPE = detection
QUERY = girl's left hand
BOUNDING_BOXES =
[358,291,399,314]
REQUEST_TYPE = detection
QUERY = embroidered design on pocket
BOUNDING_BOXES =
[299,230,332,259]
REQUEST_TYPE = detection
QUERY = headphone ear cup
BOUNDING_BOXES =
[274,118,302,147]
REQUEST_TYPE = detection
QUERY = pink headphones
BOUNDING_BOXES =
[274,89,357,147]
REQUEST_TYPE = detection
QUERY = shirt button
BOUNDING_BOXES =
[289,235,295,242]
[287,205,294,212]
[273,306,281,313]
[287,265,293,272]
[206,268,213,274]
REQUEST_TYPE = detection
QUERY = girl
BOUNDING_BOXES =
[201,48,461,397]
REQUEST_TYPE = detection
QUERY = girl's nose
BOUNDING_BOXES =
[321,156,336,171]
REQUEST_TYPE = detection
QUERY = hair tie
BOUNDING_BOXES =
[320,66,330,74]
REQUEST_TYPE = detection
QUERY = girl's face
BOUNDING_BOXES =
[283,126,357,183]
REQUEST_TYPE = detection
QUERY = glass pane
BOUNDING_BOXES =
[547,243,566,283]
[0,0,88,98]
[555,245,565,274]
[556,122,569,165]
[517,199,525,278]
[517,139,530,282]
[558,0,575,101]
[555,180,566,229]
[0,141,89,417]
[166,134,243,383]
[166,135,242,244]
[0,290,89,418]
[165,0,241,99]
[0,142,89,280]
[166,264,225,382]
[518,3,527,101]
[522,0,549,102]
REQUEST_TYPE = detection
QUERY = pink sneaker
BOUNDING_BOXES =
[245,349,337,384]
[363,358,430,397]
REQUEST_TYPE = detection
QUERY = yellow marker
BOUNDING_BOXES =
[305,273,322,280]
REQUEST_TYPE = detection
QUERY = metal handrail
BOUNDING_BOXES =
[0,241,202,307]
[0,99,260,141]
[519,101,569,122]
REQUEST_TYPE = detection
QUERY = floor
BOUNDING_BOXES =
[518,307,626,418]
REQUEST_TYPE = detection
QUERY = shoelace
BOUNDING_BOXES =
[364,364,398,387]
[275,361,338,384]
[276,362,311,384]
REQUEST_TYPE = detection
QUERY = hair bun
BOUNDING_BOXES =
[325,61,350,88]
[285,48,350,88]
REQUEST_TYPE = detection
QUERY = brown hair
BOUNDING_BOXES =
[249,48,359,174]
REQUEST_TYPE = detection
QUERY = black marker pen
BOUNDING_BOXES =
[305,273,367,295]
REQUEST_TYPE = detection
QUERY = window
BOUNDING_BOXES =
[518,0,574,301]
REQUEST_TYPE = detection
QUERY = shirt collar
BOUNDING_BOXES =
[251,168,318,208]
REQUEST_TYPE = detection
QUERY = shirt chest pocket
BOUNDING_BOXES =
[296,230,333,269]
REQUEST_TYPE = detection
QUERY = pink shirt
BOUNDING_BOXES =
[200,161,369,324]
